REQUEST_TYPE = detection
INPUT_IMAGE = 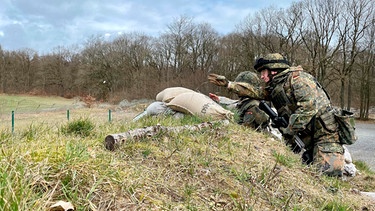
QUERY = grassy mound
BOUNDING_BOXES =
[0,113,374,210]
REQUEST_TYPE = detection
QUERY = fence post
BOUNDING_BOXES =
[109,109,112,122]
[11,110,14,133]
[67,109,70,121]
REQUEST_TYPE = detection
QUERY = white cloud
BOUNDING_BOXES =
[0,0,295,53]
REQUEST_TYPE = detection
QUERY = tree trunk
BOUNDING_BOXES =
[340,77,345,109]
[105,120,229,151]
[346,75,352,111]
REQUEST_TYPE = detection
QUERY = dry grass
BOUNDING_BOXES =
[0,95,374,210]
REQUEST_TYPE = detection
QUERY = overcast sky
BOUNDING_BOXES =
[0,0,294,54]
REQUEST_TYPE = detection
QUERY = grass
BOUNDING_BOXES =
[0,94,76,114]
[0,94,374,210]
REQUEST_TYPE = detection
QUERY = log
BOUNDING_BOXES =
[105,120,229,151]
[361,192,375,202]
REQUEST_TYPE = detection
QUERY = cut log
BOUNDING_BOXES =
[105,120,229,151]
[361,192,375,202]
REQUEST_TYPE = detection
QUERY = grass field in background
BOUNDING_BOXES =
[0,94,141,132]
[0,94,77,113]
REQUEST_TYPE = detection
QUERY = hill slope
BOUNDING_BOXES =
[0,96,374,210]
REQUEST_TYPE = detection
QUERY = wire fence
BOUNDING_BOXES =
[0,101,145,132]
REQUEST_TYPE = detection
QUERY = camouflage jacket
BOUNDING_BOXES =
[217,96,269,130]
[235,98,269,130]
[228,66,341,149]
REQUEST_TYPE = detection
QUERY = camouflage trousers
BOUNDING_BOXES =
[313,142,345,177]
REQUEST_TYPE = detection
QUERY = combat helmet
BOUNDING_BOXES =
[234,71,261,87]
[254,53,290,72]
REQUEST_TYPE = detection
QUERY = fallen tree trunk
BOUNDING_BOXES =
[105,120,229,151]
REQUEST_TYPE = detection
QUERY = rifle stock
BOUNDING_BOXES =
[259,100,305,150]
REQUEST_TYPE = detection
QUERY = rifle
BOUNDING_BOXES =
[259,100,305,151]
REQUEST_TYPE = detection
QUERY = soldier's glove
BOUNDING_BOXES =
[208,74,229,87]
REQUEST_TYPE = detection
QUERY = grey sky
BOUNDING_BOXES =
[0,0,294,54]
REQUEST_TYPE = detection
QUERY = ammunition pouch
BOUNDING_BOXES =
[318,107,337,133]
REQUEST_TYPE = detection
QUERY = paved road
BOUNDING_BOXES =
[346,122,375,171]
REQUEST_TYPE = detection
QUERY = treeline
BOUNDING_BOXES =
[0,0,374,119]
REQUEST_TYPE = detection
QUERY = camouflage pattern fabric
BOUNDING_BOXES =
[267,67,344,176]
[254,53,290,72]
[234,71,261,86]
[227,81,265,99]
[314,143,345,176]
[220,71,270,130]
[236,98,269,130]
[229,60,344,176]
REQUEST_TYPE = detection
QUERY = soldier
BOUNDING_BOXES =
[208,71,270,131]
[208,53,345,177]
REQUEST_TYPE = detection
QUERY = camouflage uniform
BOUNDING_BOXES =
[229,71,269,130]
[242,53,344,176]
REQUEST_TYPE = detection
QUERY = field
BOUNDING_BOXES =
[0,94,145,132]
[0,94,374,210]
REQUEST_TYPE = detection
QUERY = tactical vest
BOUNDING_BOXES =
[267,71,298,120]
[267,69,339,147]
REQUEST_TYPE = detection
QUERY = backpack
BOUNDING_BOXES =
[334,109,357,145]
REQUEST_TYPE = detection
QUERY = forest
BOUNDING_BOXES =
[0,0,374,119]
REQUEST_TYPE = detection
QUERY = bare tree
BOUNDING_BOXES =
[239,8,282,54]
[81,36,119,100]
[36,47,78,97]
[164,16,195,75]
[236,4,305,70]
[17,49,38,93]
[333,0,374,110]
[152,16,219,90]
[188,23,218,73]
[1,50,30,93]
[214,32,247,78]
[4,49,39,94]
[299,0,342,83]
[358,11,375,119]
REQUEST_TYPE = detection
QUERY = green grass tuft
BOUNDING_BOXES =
[354,160,374,175]
[60,118,95,137]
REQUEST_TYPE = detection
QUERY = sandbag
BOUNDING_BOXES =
[132,102,169,122]
[145,101,170,116]
[343,145,357,177]
[156,87,195,103]
[133,101,184,122]
[166,92,233,120]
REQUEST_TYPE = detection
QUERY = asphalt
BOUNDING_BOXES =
[346,122,375,171]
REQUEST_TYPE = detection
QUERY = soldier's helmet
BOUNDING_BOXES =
[254,53,290,72]
[234,71,261,86]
